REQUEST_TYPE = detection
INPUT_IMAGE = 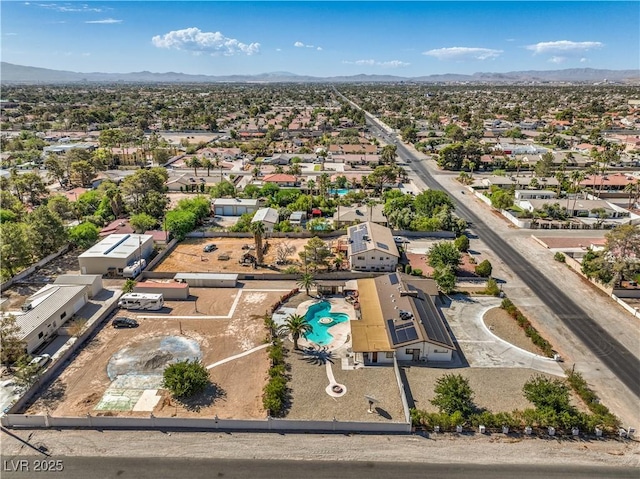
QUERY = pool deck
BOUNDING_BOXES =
[295,297,355,353]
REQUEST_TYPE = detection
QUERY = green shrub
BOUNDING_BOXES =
[484,278,500,296]
[405,264,412,274]
[475,259,492,278]
[454,235,470,252]
[412,268,423,276]
[162,360,210,398]
[554,252,566,262]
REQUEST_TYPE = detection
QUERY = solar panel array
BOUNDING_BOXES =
[389,273,399,285]
[387,319,419,346]
[349,223,370,254]
[376,242,389,250]
[408,284,455,348]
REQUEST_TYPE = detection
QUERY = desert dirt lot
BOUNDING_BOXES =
[153,237,315,273]
[24,284,296,419]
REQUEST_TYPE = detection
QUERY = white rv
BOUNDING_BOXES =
[123,259,147,278]
[118,293,164,311]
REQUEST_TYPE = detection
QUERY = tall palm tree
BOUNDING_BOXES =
[201,157,212,176]
[279,314,312,350]
[623,180,640,208]
[381,144,397,165]
[297,272,316,296]
[186,156,202,176]
[250,220,265,264]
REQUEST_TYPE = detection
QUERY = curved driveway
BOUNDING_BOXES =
[444,296,564,376]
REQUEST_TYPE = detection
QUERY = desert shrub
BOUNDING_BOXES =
[554,252,566,263]
[484,278,500,296]
[475,259,493,277]
[162,360,210,398]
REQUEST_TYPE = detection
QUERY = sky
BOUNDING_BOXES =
[1,1,639,77]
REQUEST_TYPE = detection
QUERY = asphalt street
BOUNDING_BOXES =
[1,456,637,479]
[362,116,640,400]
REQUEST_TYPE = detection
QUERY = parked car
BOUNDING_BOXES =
[29,354,52,370]
[112,317,139,328]
[394,236,406,243]
[203,243,217,252]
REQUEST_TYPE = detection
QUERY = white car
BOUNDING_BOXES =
[394,236,405,243]
[29,354,52,370]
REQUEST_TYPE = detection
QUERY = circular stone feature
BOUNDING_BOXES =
[332,385,343,393]
[318,317,334,325]
[107,335,201,380]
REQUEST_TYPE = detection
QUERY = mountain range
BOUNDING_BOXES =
[1,62,639,85]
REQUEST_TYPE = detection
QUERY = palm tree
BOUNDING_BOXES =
[381,144,397,165]
[297,272,316,296]
[202,157,212,176]
[186,156,202,176]
[279,314,312,350]
[623,180,639,208]
[307,179,316,196]
[250,220,265,264]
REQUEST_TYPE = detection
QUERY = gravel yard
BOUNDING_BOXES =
[483,307,544,355]
[404,367,556,413]
[285,351,405,423]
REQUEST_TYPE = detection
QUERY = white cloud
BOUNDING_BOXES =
[580,57,588,63]
[33,3,104,13]
[85,18,122,24]
[294,41,322,50]
[343,59,410,68]
[423,47,503,61]
[549,56,566,64]
[4,32,18,36]
[526,40,603,55]
[152,27,260,56]
[275,48,282,52]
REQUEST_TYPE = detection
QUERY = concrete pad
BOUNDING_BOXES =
[133,390,161,412]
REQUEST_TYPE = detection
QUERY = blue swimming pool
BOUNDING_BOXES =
[304,301,349,346]
[328,188,349,196]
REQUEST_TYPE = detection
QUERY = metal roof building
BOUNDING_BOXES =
[78,234,154,276]
[8,284,88,354]
[173,273,238,288]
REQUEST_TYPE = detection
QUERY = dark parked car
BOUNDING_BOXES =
[203,243,217,252]
[113,317,139,328]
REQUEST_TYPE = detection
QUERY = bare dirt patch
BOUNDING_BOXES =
[483,307,544,355]
[24,285,289,419]
[153,237,311,273]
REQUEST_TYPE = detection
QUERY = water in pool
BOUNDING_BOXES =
[304,301,349,346]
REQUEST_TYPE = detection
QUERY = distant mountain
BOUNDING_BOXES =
[1,62,638,85]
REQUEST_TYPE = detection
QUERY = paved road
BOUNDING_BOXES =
[360,114,640,400]
[1,456,636,479]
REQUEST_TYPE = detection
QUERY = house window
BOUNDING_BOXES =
[380,257,384,260]
[60,312,67,320]
[405,349,415,355]
[38,332,44,339]
[433,349,447,353]
[385,352,394,359]
[357,256,365,260]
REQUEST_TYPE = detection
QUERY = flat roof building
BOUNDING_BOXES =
[78,234,154,276]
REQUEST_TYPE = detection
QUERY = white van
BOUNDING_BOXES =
[118,293,164,311]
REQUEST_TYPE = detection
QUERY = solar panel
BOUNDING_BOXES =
[389,273,398,285]
[408,284,454,348]
[349,223,370,254]
[387,319,419,345]
[377,242,389,250]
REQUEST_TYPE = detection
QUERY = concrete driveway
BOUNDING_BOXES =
[442,295,565,377]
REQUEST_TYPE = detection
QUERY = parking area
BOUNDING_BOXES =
[152,237,313,273]
[23,283,295,419]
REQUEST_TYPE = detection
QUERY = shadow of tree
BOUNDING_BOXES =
[38,380,67,410]
[298,346,335,366]
[176,383,226,412]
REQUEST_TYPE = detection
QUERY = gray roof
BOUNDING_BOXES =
[78,234,153,259]
[375,274,455,350]
[212,198,259,207]
[252,207,279,224]
[11,285,86,340]
[347,222,399,258]
[334,204,386,224]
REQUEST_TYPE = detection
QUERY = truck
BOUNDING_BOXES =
[118,293,164,311]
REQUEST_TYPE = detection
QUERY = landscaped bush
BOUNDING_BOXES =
[411,268,423,276]
[554,252,566,263]
[484,278,500,296]
[475,259,492,277]
[405,264,412,274]
[500,297,554,357]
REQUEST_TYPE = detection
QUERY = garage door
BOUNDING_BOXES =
[223,206,233,216]
[72,297,85,313]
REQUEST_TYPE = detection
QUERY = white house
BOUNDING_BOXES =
[251,207,279,232]
[514,190,558,201]
[346,222,399,272]
[351,273,455,365]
